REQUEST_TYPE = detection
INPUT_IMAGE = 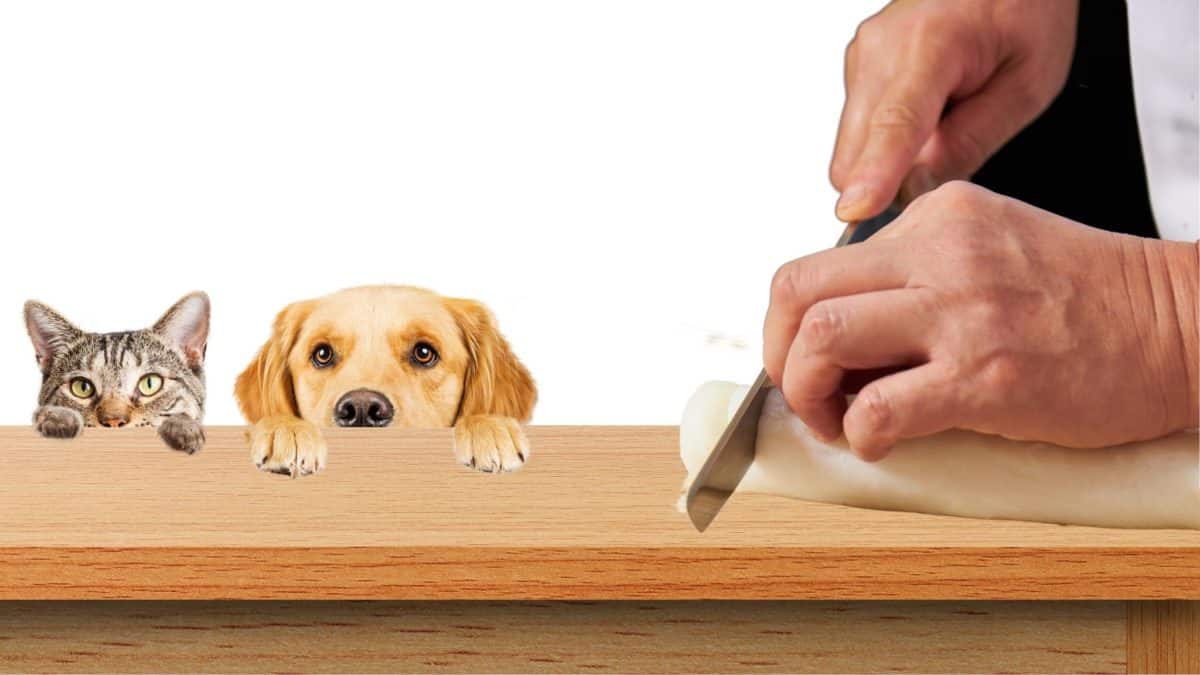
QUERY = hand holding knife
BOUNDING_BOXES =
[685,206,901,531]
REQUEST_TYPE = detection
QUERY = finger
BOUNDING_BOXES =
[778,289,934,441]
[780,353,847,442]
[836,63,959,222]
[843,362,961,461]
[829,41,880,190]
[796,289,934,370]
[840,366,909,395]
[763,240,913,386]
[903,65,1052,198]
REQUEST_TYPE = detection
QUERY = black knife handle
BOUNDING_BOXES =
[846,204,902,245]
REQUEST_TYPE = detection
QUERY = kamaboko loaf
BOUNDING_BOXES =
[680,381,1199,529]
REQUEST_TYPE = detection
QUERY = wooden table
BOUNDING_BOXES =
[0,426,1195,672]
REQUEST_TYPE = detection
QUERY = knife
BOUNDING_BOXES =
[685,205,901,532]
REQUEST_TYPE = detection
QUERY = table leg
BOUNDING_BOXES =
[1127,601,1199,674]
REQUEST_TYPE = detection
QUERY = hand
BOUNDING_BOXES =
[764,182,1199,460]
[832,0,1078,221]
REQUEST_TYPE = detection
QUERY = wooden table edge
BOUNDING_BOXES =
[2,545,1196,600]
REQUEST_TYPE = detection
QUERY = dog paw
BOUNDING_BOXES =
[453,415,530,473]
[158,416,205,454]
[248,416,327,477]
[34,406,83,439]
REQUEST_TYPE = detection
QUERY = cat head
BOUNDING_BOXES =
[24,292,210,428]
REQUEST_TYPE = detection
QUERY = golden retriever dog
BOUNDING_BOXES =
[235,286,536,476]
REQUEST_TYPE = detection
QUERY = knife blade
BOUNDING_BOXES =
[685,205,901,532]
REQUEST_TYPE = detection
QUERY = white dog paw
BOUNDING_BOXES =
[248,416,327,477]
[453,415,530,473]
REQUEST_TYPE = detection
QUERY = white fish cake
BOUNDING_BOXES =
[680,381,1200,529]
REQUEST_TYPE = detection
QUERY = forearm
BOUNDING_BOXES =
[1149,239,1199,431]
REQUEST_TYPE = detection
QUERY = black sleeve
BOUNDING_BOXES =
[971,0,1159,239]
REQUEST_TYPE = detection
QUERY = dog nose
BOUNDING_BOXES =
[334,389,394,427]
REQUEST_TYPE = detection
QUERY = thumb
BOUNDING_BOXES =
[836,63,958,222]
[904,65,1054,198]
[842,363,961,461]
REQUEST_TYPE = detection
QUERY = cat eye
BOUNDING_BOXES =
[311,343,335,368]
[411,342,439,367]
[69,377,95,399]
[138,373,164,397]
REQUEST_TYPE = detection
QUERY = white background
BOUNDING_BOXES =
[1,2,1192,426]
[0,2,879,425]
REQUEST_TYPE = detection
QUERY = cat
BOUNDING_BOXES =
[23,292,210,453]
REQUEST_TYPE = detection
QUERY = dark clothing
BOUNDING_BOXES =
[973,0,1159,238]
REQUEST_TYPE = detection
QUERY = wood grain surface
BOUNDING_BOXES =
[0,426,1196,600]
[0,600,1128,673]
[1128,600,1200,673]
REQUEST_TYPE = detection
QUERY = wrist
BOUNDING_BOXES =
[1144,239,1199,431]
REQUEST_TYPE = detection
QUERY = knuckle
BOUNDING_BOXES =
[932,179,979,206]
[870,102,923,137]
[852,18,883,51]
[770,264,793,302]
[904,188,937,215]
[909,12,951,45]
[978,355,1021,392]
[856,386,893,433]
[770,260,808,305]
[799,303,844,353]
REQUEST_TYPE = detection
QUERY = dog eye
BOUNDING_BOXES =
[69,377,95,399]
[411,342,439,367]
[311,344,335,368]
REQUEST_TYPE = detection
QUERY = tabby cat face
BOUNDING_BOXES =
[24,293,210,428]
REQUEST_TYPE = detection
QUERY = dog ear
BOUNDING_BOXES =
[234,300,312,423]
[447,298,537,422]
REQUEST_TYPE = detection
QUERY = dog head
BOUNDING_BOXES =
[235,286,535,428]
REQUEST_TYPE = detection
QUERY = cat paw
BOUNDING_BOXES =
[248,416,327,477]
[453,415,529,473]
[158,416,205,454]
[34,406,83,439]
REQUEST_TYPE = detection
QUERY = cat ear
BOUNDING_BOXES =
[24,301,83,373]
[153,292,210,371]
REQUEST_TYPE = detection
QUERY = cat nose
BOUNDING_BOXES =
[334,389,394,428]
[99,413,129,428]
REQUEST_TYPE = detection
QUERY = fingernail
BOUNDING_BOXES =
[835,184,869,220]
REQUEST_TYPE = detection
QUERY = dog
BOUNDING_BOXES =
[234,286,536,476]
